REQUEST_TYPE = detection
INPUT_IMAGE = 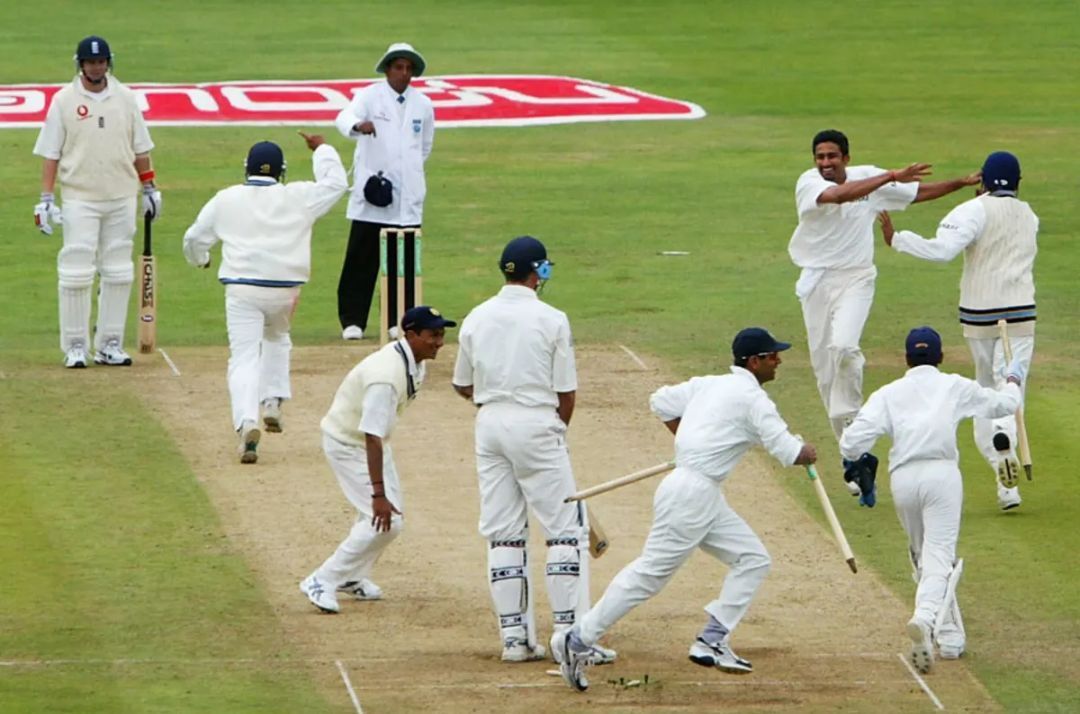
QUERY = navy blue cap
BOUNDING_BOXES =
[500,235,549,279]
[732,327,792,359]
[401,305,456,333]
[906,326,943,363]
[982,151,1021,192]
[246,141,285,179]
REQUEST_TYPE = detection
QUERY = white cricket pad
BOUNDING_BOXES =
[58,285,92,351]
[489,539,532,644]
[545,538,581,631]
[94,279,133,351]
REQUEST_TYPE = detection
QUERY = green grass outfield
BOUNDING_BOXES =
[2,1,1078,711]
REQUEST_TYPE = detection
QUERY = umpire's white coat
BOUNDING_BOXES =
[334,81,435,226]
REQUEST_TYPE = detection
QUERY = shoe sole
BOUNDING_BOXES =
[906,622,933,674]
[66,362,87,369]
[1000,500,1021,511]
[263,417,282,434]
[240,428,261,464]
[996,459,1020,489]
[94,357,133,366]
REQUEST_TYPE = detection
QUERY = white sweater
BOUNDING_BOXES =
[182,144,347,284]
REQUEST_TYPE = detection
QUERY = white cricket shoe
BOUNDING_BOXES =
[501,637,547,663]
[688,637,753,674]
[94,338,132,366]
[551,635,617,665]
[342,325,364,340]
[261,398,283,433]
[64,344,88,369]
[337,578,383,601]
[238,421,260,464]
[906,618,934,674]
[553,629,590,692]
[300,574,340,614]
[997,484,1022,511]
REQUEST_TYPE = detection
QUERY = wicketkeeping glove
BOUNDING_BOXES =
[34,192,63,235]
[842,452,879,508]
[142,185,162,220]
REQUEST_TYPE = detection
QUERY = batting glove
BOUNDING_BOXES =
[33,192,63,235]
[142,185,162,220]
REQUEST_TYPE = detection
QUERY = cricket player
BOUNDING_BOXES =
[879,151,1038,511]
[789,130,981,440]
[334,42,435,341]
[300,306,455,613]
[182,133,347,463]
[33,35,161,368]
[452,236,615,665]
[840,326,1023,672]
[557,328,818,692]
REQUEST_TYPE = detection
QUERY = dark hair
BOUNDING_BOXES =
[906,353,941,367]
[812,129,849,156]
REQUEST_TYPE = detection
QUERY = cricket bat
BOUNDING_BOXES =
[138,212,156,354]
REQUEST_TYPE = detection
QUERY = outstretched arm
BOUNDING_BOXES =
[818,163,931,205]
[913,170,981,204]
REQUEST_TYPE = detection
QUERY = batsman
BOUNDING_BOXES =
[32,35,161,368]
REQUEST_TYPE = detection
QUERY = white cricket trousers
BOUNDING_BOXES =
[474,403,580,540]
[312,432,402,587]
[577,467,770,647]
[56,197,137,352]
[890,459,962,626]
[224,284,298,430]
[967,334,1034,473]
[797,266,876,438]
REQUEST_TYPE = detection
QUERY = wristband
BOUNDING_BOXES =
[138,170,156,184]
[40,192,55,202]
[372,493,386,499]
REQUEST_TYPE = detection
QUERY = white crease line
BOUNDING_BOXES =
[897,652,945,710]
[158,348,182,377]
[618,344,649,370]
[335,659,364,714]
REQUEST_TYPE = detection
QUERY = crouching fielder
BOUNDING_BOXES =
[557,327,818,692]
[839,326,1022,674]
[183,133,347,463]
[300,307,455,612]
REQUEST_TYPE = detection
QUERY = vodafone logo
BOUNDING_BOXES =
[0,75,704,127]
[76,104,89,118]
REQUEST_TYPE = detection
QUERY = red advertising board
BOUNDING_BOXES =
[0,75,704,128]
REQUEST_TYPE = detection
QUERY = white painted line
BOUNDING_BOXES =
[158,348,182,377]
[335,659,364,714]
[618,344,649,370]
[897,652,945,710]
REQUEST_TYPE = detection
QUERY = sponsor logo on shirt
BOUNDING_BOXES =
[76,104,89,119]
[1,75,705,127]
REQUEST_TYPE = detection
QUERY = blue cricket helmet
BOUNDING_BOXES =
[75,36,112,62]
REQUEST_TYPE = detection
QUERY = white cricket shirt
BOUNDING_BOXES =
[452,285,576,408]
[840,365,1021,471]
[649,366,803,483]
[788,165,918,270]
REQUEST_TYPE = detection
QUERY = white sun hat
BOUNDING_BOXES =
[375,42,427,77]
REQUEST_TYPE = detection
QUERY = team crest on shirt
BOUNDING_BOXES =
[412,118,422,134]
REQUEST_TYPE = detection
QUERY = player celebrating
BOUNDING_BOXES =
[788,130,980,441]
[840,327,1023,672]
[182,133,347,463]
[300,307,456,612]
[32,35,161,368]
[557,328,818,692]
[879,151,1038,511]
[452,236,614,665]
[334,42,435,341]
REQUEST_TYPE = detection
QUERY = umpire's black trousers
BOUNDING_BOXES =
[337,220,420,331]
